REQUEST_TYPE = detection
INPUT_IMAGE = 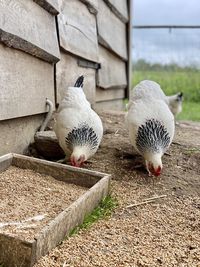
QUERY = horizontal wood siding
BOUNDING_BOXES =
[79,0,98,14]
[58,0,99,62]
[104,0,129,23]
[34,0,60,15]
[0,115,44,156]
[97,46,127,89]
[97,0,127,60]
[0,0,60,63]
[95,99,125,111]
[0,44,55,121]
[127,0,132,99]
[96,88,125,102]
[56,52,96,104]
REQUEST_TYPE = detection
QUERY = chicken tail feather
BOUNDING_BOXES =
[74,75,84,88]
[177,92,183,100]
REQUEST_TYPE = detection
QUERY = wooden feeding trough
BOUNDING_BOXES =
[0,153,111,267]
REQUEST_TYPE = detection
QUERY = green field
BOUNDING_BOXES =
[132,70,200,121]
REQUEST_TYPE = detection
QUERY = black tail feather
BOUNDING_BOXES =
[177,92,183,101]
[74,75,84,88]
[178,92,183,98]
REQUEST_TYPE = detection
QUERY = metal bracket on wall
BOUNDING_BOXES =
[77,59,101,70]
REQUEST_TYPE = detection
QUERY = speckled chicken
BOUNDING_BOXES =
[54,76,103,167]
[126,80,175,176]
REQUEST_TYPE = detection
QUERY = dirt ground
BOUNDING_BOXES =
[35,111,200,267]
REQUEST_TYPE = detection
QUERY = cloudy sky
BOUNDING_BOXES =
[132,0,200,66]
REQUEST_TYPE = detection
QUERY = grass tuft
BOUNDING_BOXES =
[184,147,200,155]
[69,195,118,236]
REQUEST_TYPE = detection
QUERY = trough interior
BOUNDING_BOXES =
[0,154,110,267]
[0,165,88,241]
[12,154,104,188]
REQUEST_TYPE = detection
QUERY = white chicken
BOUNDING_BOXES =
[128,80,167,105]
[54,76,103,167]
[128,80,183,117]
[166,92,183,117]
[126,80,175,176]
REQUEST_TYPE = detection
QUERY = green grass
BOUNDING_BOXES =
[183,147,200,155]
[132,70,200,121]
[69,195,117,236]
[177,101,200,121]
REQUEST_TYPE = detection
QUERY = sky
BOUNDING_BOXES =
[132,0,200,66]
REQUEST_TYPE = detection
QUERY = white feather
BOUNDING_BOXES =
[125,80,175,175]
[128,80,168,110]
[54,85,103,161]
[128,80,183,117]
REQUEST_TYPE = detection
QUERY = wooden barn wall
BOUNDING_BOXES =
[0,0,60,156]
[97,0,128,60]
[0,0,60,63]
[0,0,131,156]
[0,44,54,121]
[56,0,99,105]
[56,0,130,111]
[56,52,96,105]
[95,0,130,111]
[58,0,99,63]
[0,115,44,156]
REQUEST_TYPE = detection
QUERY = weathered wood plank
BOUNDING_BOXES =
[96,88,125,102]
[34,0,60,15]
[104,0,129,23]
[0,44,55,121]
[56,52,96,104]
[0,154,13,172]
[97,46,127,89]
[0,233,36,267]
[58,0,98,62]
[97,0,127,60]
[0,0,60,63]
[127,0,133,99]
[0,115,44,156]
[79,0,98,14]
[95,99,125,111]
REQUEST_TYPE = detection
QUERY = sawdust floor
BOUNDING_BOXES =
[0,166,87,241]
[35,111,200,267]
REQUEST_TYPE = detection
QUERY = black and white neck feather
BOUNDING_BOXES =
[65,122,99,151]
[136,119,171,154]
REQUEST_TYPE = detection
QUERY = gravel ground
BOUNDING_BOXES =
[34,111,200,266]
[0,166,86,241]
